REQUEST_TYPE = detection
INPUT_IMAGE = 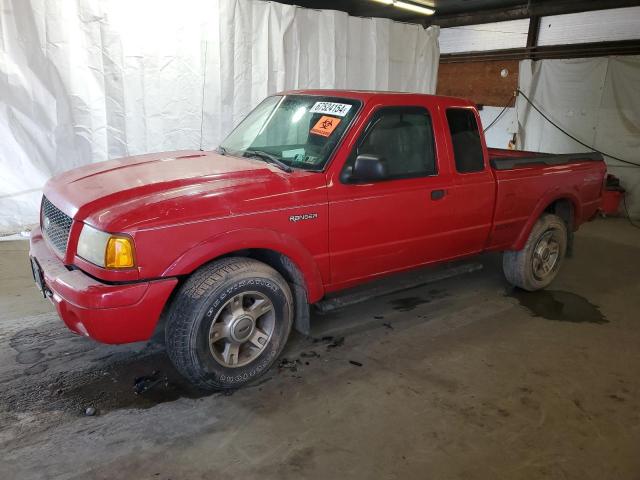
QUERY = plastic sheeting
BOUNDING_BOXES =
[479,106,517,149]
[517,57,640,217]
[0,0,440,234]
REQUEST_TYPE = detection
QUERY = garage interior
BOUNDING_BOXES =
[1,1,640,479]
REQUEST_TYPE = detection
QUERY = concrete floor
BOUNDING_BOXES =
[1,218,639,480]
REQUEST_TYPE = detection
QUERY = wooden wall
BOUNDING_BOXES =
[436,60,519,107]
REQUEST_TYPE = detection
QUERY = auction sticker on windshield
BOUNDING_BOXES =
[309,102,352,117]
[310,116,341,137]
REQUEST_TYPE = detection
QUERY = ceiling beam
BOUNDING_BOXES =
[427,0,640,28]
[439,39,640,63]
[272,0,359,15]
[257,1,640,28]
[526,15,541,53]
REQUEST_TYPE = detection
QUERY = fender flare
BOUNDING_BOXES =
[162,228,325,302]
[511,188,581,251]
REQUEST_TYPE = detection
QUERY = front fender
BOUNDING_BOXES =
[511,188,581,251]
[162,228,325,302]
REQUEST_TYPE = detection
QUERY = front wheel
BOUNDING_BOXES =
[165,257,293,391]
[503,213,568,291]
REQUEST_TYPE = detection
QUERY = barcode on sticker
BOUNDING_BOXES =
[309,102,352,117]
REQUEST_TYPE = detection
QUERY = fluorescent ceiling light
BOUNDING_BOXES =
[370,0,436,16]
[393,1,435,15]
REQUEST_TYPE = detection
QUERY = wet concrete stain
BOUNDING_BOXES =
[10,328,55,361]
[58,352,207,413]
[389,289,449,312]
[390,297,429,312]
[509,289,607,324]
[16,350,45,364]
[9,328,59,375]
[24,363,49,375]
[4,352,208,416]
[2,334,345,417]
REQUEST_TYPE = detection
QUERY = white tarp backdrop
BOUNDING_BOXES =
[517,57,640,217]
[0,0,440,234]
[479,106,517,149]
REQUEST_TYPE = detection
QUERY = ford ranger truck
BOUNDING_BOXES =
[29,90,606,390]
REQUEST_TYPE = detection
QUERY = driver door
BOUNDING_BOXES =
[327,105,455,288]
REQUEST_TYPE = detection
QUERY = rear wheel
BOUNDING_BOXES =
[503,213,567,291]
[166,257,293,391]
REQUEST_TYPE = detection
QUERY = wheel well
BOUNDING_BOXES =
[153,248,313,343]
[544,198,575,256]
[545,198,574,227]
[218,249,304,288]
[220,249,312,336]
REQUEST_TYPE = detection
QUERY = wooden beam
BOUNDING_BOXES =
[525,14,541,59]
[439,39,640,63]
[526,16,540,52]
[427,0,640,28]
[426,5,528,28]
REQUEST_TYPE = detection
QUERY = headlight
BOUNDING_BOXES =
[77,224,136,269]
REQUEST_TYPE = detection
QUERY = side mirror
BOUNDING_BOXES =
[349,154,388,182]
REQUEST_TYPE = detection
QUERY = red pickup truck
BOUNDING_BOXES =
[30,90,606,389]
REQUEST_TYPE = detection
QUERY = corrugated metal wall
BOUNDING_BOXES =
[439,19,528,54]
[439,7,640,54]
[538,7,640,46]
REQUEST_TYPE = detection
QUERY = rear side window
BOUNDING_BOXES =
[355,107,437,178]
[446,109,484,173]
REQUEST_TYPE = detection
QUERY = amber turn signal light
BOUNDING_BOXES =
[105,236,135,269]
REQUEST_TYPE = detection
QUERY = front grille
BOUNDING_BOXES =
[41,196,73,254]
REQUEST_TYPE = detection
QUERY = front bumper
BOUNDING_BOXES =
[29,227,178,344]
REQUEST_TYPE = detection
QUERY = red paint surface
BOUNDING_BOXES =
[30,228,177,343]
[31,90,606,344]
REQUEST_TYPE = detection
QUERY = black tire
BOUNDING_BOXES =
[165,257,293,391]
[503,213,568,291]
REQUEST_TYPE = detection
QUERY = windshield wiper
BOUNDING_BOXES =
[244,150,293,173]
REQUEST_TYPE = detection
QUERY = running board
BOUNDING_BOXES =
[314,262,484,314]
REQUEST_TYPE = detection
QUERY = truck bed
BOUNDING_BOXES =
[485,148,606,251]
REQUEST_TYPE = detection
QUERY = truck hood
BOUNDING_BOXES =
[44,150,297,231]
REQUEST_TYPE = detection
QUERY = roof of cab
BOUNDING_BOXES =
[278,89,476,107]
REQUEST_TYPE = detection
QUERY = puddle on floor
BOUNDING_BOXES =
[390,297,430,312]
[509,289,608,324]
[389,289,448,312]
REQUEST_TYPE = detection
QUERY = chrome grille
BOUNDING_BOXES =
[41,196,73,254]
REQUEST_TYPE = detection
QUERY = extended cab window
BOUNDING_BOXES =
[352,107,436,179]
[446,108,484,173]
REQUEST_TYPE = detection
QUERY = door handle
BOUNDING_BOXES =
[431,189,446,200]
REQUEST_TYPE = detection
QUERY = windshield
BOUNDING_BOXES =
[220,95,361,171]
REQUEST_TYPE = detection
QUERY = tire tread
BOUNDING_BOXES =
[165,257,291,390]
[503,213,567,291]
